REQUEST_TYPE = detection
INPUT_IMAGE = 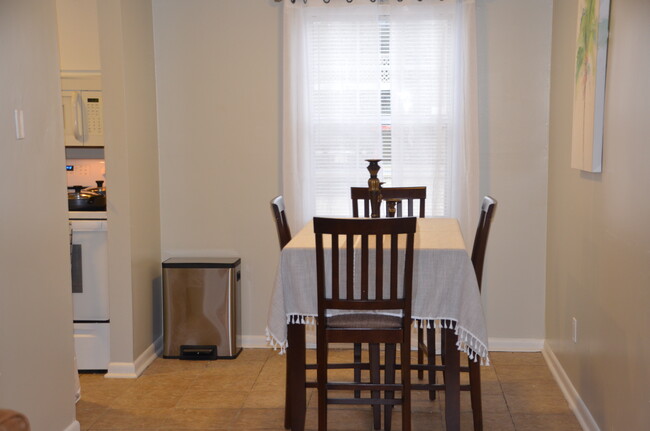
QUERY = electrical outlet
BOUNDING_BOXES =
[572,317,578,343]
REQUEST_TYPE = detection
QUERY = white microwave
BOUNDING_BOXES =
[61,74,104,147]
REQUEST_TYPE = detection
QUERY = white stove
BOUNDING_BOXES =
[67,155,110,371]
[69,210,109,371]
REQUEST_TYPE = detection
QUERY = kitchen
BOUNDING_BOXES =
[55,0,162,377]
[63,75,108,372]
[1,1,649,431]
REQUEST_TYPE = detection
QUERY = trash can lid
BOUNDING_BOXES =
[162,257,241,268]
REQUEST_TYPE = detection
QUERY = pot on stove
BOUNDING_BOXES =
[68,185,106,211]
[83,180,106,197]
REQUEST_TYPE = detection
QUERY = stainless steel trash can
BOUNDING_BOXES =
[162,257,242,359]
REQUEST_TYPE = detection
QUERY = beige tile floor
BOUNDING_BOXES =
[77,349,582,431]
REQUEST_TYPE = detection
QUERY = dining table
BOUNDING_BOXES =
[266,217,490,431]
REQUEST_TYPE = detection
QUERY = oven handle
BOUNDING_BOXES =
[69,220,107,231]
[71,244,83,293]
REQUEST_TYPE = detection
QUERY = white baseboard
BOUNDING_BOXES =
[134,336,163,375]
[105,361,137,378]
[241,335,275,349]
[63,420,80,431]
[104,336,163,379]
[488,337,544,351]
[542,342,600,431]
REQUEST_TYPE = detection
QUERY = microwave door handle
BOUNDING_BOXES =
[73,91,85,142]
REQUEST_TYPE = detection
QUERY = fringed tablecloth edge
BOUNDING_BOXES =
[413,317,490,366]
[265,313,318,355]
[287,313,317,325]
[265,327,288,355]
[268,314,490,366]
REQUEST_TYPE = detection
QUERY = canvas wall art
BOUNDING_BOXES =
[571,0,611,173]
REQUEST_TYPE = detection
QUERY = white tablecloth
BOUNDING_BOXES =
[266,218,489,364]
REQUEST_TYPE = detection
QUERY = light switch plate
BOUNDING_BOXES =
[14,109,25,140]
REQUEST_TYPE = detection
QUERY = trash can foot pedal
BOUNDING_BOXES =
[179,345,217,360]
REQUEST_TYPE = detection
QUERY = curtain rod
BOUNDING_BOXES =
[274,0,428,3]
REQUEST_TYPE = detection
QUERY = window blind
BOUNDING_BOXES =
[304,3,456,217]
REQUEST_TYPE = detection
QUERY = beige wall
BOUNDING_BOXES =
[0,0,78,429]
[153,0,282,341]
[152,0,552,345]
[119,0,162,364]
[547,0,650,429]
[3,0,647,427]
[476,0,552,345]
[98,0,162,368]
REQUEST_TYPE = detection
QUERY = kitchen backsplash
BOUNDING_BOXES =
[66,158,106,188]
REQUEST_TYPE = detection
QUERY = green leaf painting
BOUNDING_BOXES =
[575,0,597,84]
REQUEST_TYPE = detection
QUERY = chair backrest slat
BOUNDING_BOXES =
[375,233,383,301]
[351,186,426,218]
[390,233,399,300]
[347,234,354,300]
[315,232,326,309]
[361,234,369,300]
[403,232,415,317]
[406,199,414,217]
[332,234,339,301]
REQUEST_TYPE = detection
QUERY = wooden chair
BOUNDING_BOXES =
[270,196,295,429]
[271,196,368,429]
[463,195,497,431]
[313,216,416,431]
[270,195,292,250]
[350,186,434,398]
[426,196,496,431]
[351,186,426,218]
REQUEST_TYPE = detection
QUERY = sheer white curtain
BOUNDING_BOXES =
[283,0,479,239]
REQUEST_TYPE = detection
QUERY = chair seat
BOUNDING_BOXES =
[328,313,402,329]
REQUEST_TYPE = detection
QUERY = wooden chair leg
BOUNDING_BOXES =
[384,344,396,431]
[440,328,447,385]
[469,357,483,431]
[401,340,412,431]
[426,325,436,400]
[317,335,328,431]
[354,342,362,398]
[370,343,381,430]
[417,326,424,379]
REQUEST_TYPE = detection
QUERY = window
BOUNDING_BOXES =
[283,0,478,234]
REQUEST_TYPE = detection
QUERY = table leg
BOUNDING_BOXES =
[287,323,306,431]
[443,328,460,431]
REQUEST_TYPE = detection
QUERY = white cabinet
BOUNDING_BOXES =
[56,0,101,72]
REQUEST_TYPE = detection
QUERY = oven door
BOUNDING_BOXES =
[70,219,109,321]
